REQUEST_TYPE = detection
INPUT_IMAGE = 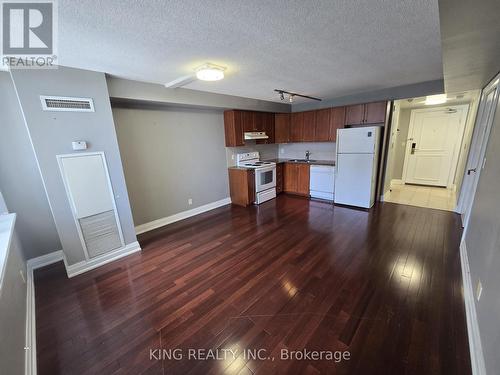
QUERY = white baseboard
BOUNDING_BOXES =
[24,250,64,375]
[135,197,231,235]
[459,240,486,375]
[26,250,64,270]
[25,263,36,375]
[65,241,141,278]
[390,179,404,186]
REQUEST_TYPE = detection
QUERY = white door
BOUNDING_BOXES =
[458,76,499,229]
[335,153,375,208]
[402,105,468,187]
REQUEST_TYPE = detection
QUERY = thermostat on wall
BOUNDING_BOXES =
[72,141,88,151]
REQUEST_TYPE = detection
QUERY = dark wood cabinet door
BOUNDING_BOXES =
[274,113,290,143]
[314,108,331,141]
[228,169,254,206]
[257,112,275,144]
[283,163,298,192]
[302,111,316,142]
[242,111,255,132]
[223,110,244,147]
[275,163,283,194]
[345,104,365,126]
[297,164,310,196]
[364,101,387,124]
[252,112,264,132]
[329,106,346,141]
[290,112,304,142]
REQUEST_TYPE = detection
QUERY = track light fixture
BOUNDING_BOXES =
[274,89,321,102]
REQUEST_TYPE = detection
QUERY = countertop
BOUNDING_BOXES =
[263,158,335,166]
[228,159,335,170]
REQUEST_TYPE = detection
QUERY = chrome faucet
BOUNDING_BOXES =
[305,150,311,161]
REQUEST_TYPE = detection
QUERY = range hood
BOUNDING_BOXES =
[244,131,269,140]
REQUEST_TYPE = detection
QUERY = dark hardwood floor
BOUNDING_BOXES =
[34,195,471,374]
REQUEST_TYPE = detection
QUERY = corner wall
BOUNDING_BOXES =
[10,67,137,266]
[0,72,61,259]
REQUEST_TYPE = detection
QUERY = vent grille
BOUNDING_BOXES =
[40,96,95,112]
[79,210,122,258]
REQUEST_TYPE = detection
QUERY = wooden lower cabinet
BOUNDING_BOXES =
[276,163,284,194]
[228,168,255,206]
[283,163,310,196]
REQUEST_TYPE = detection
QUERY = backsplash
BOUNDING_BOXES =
[278,142,336,161]
[226,142,279,167]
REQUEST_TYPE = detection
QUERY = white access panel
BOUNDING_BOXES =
[57,152,124,259]
[335,153,375,208]
[337,126,379,154]
[59,154,114,218]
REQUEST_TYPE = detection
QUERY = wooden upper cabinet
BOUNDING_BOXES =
[345,104,366,126]
[329,106,346,141]
[302,111,316,142]
[345,101,387,126]
[275,113,291,143]
[257,112,275,144]
[242,111,256,132]
[224,110,244,147]
[364,101,387,124]
[314,108,331,141]
[290,112,304,142]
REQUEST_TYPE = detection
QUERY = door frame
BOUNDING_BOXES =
[457,73,500,229]
[401,104,469,189]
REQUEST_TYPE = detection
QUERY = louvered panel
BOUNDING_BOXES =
[40,95,95,112]
[79,210,122,258]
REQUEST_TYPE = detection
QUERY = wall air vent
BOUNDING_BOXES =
[40,96,95,112]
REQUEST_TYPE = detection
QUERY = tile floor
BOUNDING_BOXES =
[384,183,457,211]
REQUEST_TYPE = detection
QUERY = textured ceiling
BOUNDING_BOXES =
[58,0,443,103]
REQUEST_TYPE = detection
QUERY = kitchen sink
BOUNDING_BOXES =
[289,159,317,163]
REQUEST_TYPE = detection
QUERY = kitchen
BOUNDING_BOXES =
[226,101,388,208]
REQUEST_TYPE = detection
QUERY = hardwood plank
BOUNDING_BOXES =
[35,196,471,375]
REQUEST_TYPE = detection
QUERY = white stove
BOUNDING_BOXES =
[236,152,277,204]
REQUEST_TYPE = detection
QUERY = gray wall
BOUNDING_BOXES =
[113,106,230,226]
[464,91,500,375]
[108,77,290,113]
[0,223,27,375]
[0,73,62,259]
[10,67,137,265]
[278,142,336,161]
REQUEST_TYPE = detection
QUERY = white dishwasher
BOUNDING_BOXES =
[310,165,335,201]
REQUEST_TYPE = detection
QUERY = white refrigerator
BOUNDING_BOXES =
[334,126,381,208]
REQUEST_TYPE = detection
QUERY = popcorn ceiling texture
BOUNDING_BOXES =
[58,0,442,103]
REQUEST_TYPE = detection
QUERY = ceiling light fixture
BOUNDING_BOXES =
[195,63,225,81]
[425,94,447,105]
[274,89,321,102]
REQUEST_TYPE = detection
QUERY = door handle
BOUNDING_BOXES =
[411,142,417,154]
[467,168,477,175]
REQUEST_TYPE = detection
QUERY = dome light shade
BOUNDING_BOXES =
[195,63,225,81]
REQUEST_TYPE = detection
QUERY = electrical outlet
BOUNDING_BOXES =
[188,198,193,205]
[476,280,483,301]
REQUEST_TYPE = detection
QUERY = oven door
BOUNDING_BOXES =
[255,166,276,193]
